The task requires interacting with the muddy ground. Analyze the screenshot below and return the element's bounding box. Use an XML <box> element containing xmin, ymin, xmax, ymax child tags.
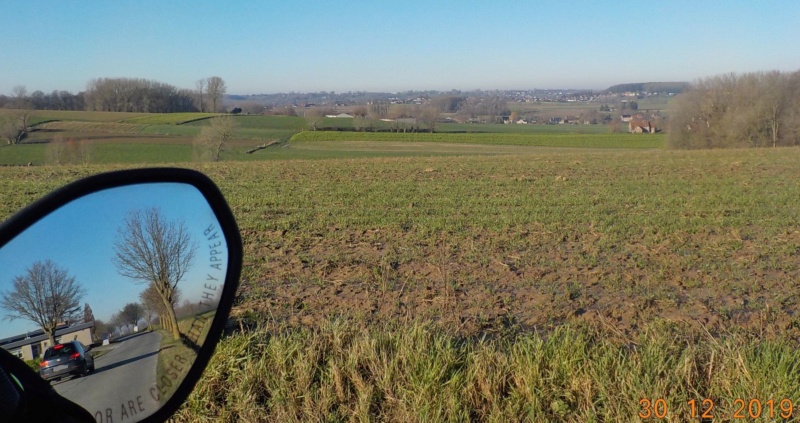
<box><xmin>233</xmin><ymin>224</ymin><xmax>800</xmax><ymax>342</ymax></box>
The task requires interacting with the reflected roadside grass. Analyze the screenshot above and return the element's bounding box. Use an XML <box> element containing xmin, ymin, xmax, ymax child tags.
<box><xmin>152</xmin><ymin>310</ymin><xmax>215</xmax><ymax>404</ymax></box>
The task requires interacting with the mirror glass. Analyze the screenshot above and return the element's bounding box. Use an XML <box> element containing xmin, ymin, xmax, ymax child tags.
<box><xmin>0</xmin><ymin>183</ymin><xmax>229</xmax><ymax>422</ymax></box>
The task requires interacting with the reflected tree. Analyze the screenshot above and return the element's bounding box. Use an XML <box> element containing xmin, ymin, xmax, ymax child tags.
<box><xmin>120</xmin><ymin>302</ymin><xmax>145</xmax><ymax>328</ymax></box>
<box><xmin>0</xmin><ymin>260</ymin><xmax>85</xmax><ymax>347</ymax></box>
<box><xmin>93</xmin><ymin>319</ymin><xmax>109</xmax><ymax>341</ymax></box>
<box><xmin>82</xmin><ymin>303</ymin><xmax>95</xmax><ymax>323</ymax></box>
<box><xmin>113</xmin><ymin>208</ymin><xmax>197</xmax><ymax>340</ymax></box>
<box><xmin>141</xmin><ymin>283</ymin><xmax>181</xmax><ymax>334</ymax></box>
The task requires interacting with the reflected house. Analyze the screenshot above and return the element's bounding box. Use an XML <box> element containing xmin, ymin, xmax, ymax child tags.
<box><xmin>0</xmin><ymin>321</ymin><xmax>94</xmax><ymax>361</ymax></box>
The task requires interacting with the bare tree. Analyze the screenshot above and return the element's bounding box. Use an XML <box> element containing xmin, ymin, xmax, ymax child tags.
<box><xmin>12</xmin><ymin>85</ymin><xmax>28</xmax><ymax>109</ymax></box>
<box><xmin>1</xmin><ymin>110</ymin><xmax>33</xmax><ymax>145</ymax></box>
<box><xmin>0</xmin><ymin>116</ymin><xmax>18</xmax><ymax>145</ymax></box>
<box><xmin>0</xmin><ymin>260</ymin><xmax>85</xmax><ymax>347</ymax></box>
<box><xmin>195</xmin><ymin>78</ymin><xmax>207</xmax><ymax>112</ymax></box>
<box><xmin>113</xmin><ymin>208</ymin><xmax>197</xmax><ymax>340</ymax></box>
<box><xmin>352</xmin><ymin>116</ymin><xmax>372</xmax><ymax>132</ymax></box>
<box><xmin>194</xmin><ymin>115</ymin><xmax>238</xmax><ymax>161</ymax></box>
<box><xmin>304</xmin><ymin>108</ymin><xmax>325</xmax><ymax>131</ymax></box>
<box><xmin>418</xmin><ymin>105</ymin><xmax>440</xmax><ymax>132</ymax></box>
<box><xmin>206</xmin><ymin>76</ymin><xmax>226</xmax><ymax>113</ymax></box>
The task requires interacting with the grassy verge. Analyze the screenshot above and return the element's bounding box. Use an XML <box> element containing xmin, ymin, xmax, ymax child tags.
<box><xmin>153</xmin><ymin>311</ymin><xmax>216</xmax><ymax>405</ymax></box>
<box><xmin>153</xmin><ymin>328</ymin><xmax>191</xmax><ymax>404</ymax></box>
<box><xmin>291</xmin><ymin>131</ymin><xmax>665</xmax><ymax>149</ymax></box>
<box><xmin>174</xmin><ymin>319</ymin><xmax>800</xmax><ymax>422</ymax></box>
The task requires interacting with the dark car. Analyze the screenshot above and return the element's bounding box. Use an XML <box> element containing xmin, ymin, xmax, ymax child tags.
<box><xmin>39</xmin><ymin>341</ymin><xmax>95</xmax><ymax>382</ymax></box>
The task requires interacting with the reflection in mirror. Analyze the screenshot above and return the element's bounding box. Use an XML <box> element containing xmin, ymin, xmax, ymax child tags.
<box><xmin>0</xmin><ymin>183</ymin><xmax>228</xmax><ymax>422</ymax></box>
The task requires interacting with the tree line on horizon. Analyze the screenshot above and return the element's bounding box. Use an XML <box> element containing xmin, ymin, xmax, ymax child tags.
<box><xmin>0</xmin><ymin>76</ymin><xmax>226</xmax><ymax>114</ymax></box>
<box><xmin>668</xmin><ymin>70</ymin><xmax>800</xmax><ymax>149</ymax></box>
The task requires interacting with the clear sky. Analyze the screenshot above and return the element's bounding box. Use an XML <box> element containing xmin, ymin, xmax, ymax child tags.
<box><xmin>0</xmin><ymin>183</ymin><xmax>229</xmax><ymax>339</ymax></box>
<box><xmin>0</xmin><ymin>1</ymin><xmax>798</xmax><ymax>95</ymax></box>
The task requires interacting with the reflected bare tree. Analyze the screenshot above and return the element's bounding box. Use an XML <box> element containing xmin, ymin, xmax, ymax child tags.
<box><xmin>113</xmin><ymin>208</ymin><xmax>197</xmax><ymax>340</ymax></box>
<box><xmin>0</xmin><ymin>260</ymin><xmax>85</xmax><ymax>347</ymax></box>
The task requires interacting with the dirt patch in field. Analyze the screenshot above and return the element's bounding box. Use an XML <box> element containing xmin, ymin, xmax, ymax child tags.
<box><xmin>233</xmin><ymin>225</ymin><xmax>800</xmax><ymax>341</ymax></box>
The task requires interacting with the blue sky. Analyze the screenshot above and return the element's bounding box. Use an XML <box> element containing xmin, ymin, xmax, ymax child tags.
<box><xmin>0</xmin><ymin>183</ymin><xmax>228</xmax><ymax>339</ymax></box>
<box><xmin>0</xmin><ymin>1</ymin><xmax>798</xmax><ymax>95</ymax></box>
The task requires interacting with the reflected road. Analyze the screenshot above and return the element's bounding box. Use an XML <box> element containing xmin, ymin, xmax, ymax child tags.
<box><xmin>53</xmin><ymin>331</ymin><xmax>161</xmax><ymax>421</ymax></box>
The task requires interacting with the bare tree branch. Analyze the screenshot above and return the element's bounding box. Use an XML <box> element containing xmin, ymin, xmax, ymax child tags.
<box><xmin>0</xmin><ymin>260</ymin><xmax>85</xmax><ymax>346</ymax></box>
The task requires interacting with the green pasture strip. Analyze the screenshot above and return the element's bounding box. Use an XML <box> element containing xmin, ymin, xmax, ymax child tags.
<box><xmin>196</xmin><ymin>115</ymin><xmax>308</xmax><ymax>130</ymax></box>
<box><xmin>237</xmin><ymin>128</ymin><xmax>299</xmax><ymax>140</ymax></box>
<box><xmin>184</xmin><ymin>114</ymin><xmax>307</xmax><ymax>130</ymax></box>
<box><xmin>235</xmin><ymin>145</ymin><xmax>484</xmax><ymax>161</ymax></box>
<box><xmin>440</xmin><ymin>122</ymin><xmax>612</xmax><ymax>134</ymax></box>
<box><xmin>139</xmin><ymin>124</ymin><xmax>202</xmax><ymax>136</ymax></box>
<box><xmin>0</xmin><ymin>143</ymin><xmax>191</xmax><ymax>165</ymax></box>
<box><xmin>0</xmin><ymin>145</ymin><xmax>42</xmax><ymax>165</ymax></box>
<box><xmin>35</xmin><ymin>121</ymin><xmax>149</xmax><ymax>134</ymax></box>
<box><xmin>3</xmin><ymin>148</ymin><xmax>797</xmax><ymax>236</ymax></box>
<box><xmin>174</xmin><ymin>320</ymin><xmax>800</xmax><ymax>422</ymax></box>
<box><xmin>90</xmin><ymin>143</ymin><xmax>192</xmax><ymax>163</ymax></box>
<box><xmin>122</xmin><ymin>113</ymin><xmax>219</xmax><ymax>125</ymax></box>
<box><xmin>209</xmin><ymin>148</ymin><xmax>799</xmax><ymax>237</ymax></box>
<box><xmin>292</xmin><ymin>131</ymin><xmax>664</xmax><ymax>148</ymax></box>
<box><xmin>1</xmin><ymin>109</ymin><xmax>152</xmax><ymax>123</ymax></box>
<box><xmin>2</xmin><ymin>137</ymin><xmax>454</xmax><ymax>165</ymax></box>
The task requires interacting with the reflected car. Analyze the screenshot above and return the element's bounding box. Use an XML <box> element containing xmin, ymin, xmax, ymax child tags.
<box><xmin>39</xmin><ymin>341</ymin><xmax>95</xmax><ymax>382</ymax></box>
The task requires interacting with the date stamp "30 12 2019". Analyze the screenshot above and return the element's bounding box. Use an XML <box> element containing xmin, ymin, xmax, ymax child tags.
<box><xmin>639</xmin><ymin>398</ymin><xmax>797</xmax><ymax>420</ymax></box>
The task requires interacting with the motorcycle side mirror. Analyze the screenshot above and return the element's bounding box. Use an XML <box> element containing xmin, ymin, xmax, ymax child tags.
<box><xmin>0</xmin><ymin>168</ymin><xmax>242</xmax><ymax>423</ymax></box>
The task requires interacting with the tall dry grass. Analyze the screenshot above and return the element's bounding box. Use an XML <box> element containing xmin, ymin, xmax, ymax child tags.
<box><xmin>174</xmin><ymin>319</ymin><xmax>800</xmax><ymax>422</ymax></box>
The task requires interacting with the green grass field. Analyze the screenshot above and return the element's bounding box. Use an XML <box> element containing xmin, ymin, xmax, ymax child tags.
<box><xmin>122</xmin><ymin>112</ymin><xmax>219</xmax><ymax>125</ymax></box>
<box><xmin>291</xmin><ymin>130</ymin><xmax>664</xmax><ymax>148</ymax></box>
<box><xmin>441</xmin><ymin>122</ymin><xmax>612</xmax><ymax>134</ymax></box>
<box><xmin>0</xmin><ymin>111</ymin><xmax>665</xmax><ymax>166</ymax></box>
<box><xmin>2</xmin><ymin>110</ymin><xmax>798</xmax><ymax>421</ymax></box>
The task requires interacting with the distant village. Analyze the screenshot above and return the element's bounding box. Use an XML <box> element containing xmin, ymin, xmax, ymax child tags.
<box><xmin>226</xmin><ymin>83</ymin><xmax>686</xmax><ymax>134</ymax></box>
<box><xmin>227</xmin><ymin>87</ymin><xmax>680</xmax><ymax>109</ymax></box>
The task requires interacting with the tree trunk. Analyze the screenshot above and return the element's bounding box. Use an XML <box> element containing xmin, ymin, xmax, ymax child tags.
<box><xmin>47</xmin><ymin>330</ymin><xmax>56</xmax><ymax>348</ymax></box>
<box><xmin>166</xmin><ymin>305</ymin><xmax>180</xmax><ymax>339</ymax></box>
<box><xmin>772</xmin><ymin>105</ymin><xmax>779</xmax><ymax>148</ymax></box>
<box><xmin>161</xmin><ymin>296</ymin><xmax>180</xmax><ymax>339</ymax></box>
